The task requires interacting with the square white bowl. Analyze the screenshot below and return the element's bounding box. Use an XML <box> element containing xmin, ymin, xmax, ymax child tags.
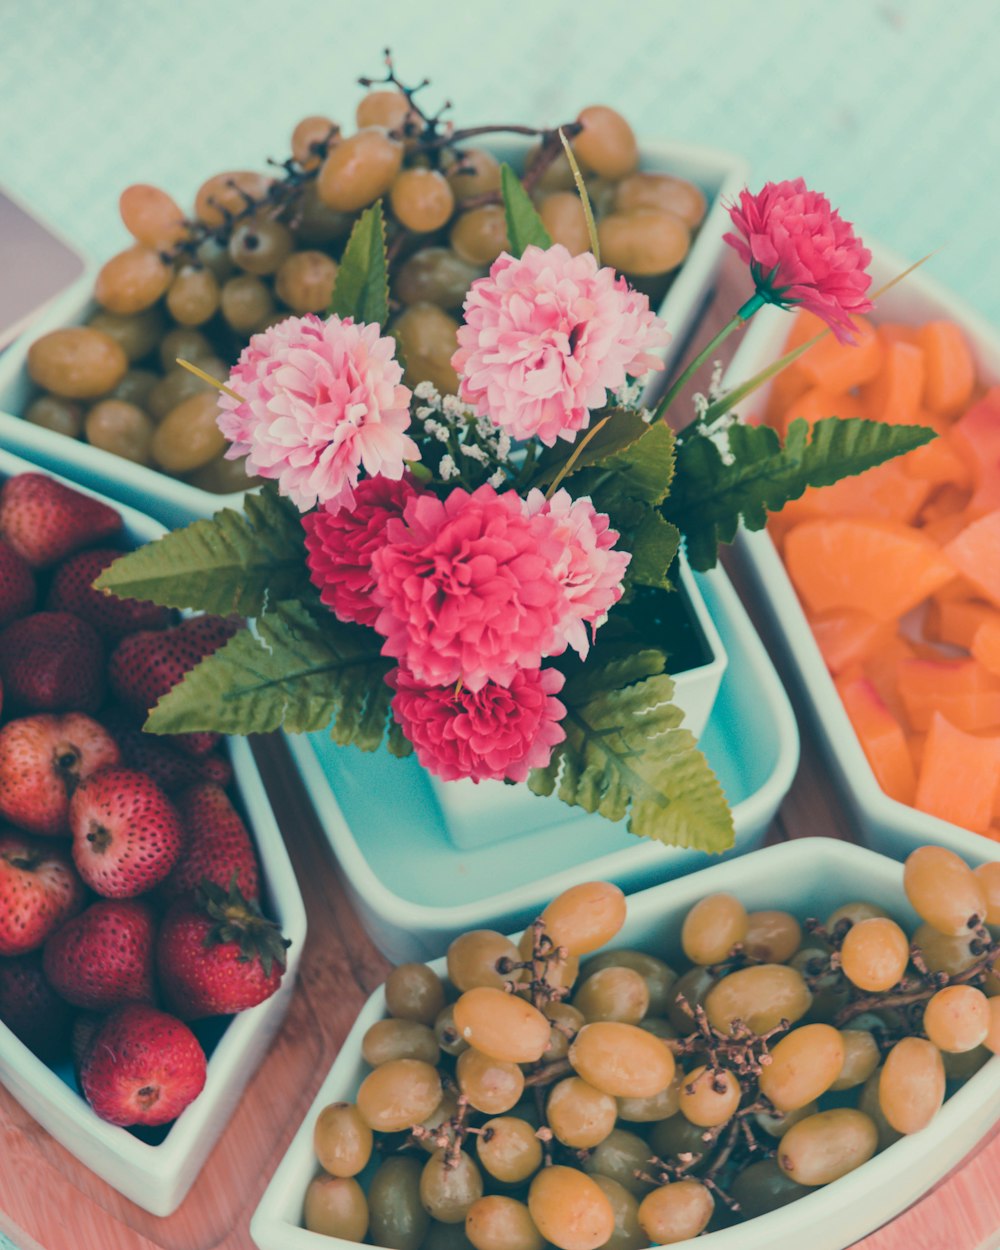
<box><xmin>726</xmin><ymin>241</ymin><xmax>1000</xmax><ymax>866</ymax></box>
<box><xmin>0</xmin><ymin>139</ymin><xmax>747</xmax><ymax>529</ymax></box>
<box><xmin>250</xmin><ymin>835</ymin><xmax>1000</xmax><ymax>1250</ymax></box>
<box><xmin>0</xmin><ymin>448</ymin><xmax>308</xmax><ymax>1216</ymax></box>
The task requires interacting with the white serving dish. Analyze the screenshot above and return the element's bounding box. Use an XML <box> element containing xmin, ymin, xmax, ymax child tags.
<box><xmin>727</xmin><ymin>241</ymin><xmax>1000</xmax><ymax>867</ymax></box>
<box><xmin>0</xmin><ymin>139</ymin><xmax>747</xmax><ymax>529</ymax></box>
<box><xmin>250</xmin><ymin>836</ymin><xmax>1000</xmax><ymax>1250</ymax></box>
<box><xmin>0</xmin><ymin>448</ymin><xmax>308</xmax><ymax>1216</ymax></box>
<box><xmin>431</xmin><ymin>552</ymin><xmax>729</xmax><ymax>850</ymax></box>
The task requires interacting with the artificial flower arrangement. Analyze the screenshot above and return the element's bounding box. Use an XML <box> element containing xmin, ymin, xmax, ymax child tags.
<box><xmin>98</xmin><ymin>152</ymin><xmax>933</xmax><ymax>855</ymax></box>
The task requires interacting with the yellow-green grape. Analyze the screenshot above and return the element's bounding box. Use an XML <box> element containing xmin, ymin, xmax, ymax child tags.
<box><xmin>391</xmin><ymin>169</ymin><xmax>456</xmax><ymax>233</ymax></box>
<box><xmin>228</xmin><ymin>218</ymin><xmax>294</xmax><ymax>276</ymax></box>
<box><xmin>573</xmin><ymin>966</ymin><xmax>649</xmax><ymax>1024</ymax></box>
<box><xmin>25</xmin><ymin>395</ymin><xmax>83</xmax><ymax>438</ymax></box>
<box><xmin>540</xmin><ymin>882</ymin><xmax>628</xmax><ymax>957</ymax></box>
<box><xmin>973</xmin><ymin>862</ymin><xmax>1000</xmax><ymax>925</ymax></box>
<box><xmin>585</xmin><ymin>176</ymin><xmax>618</xmax><ymax>217</ymax></box>
<box><xmin>194</xmin><ymin>235</ymin><xmax>235</xmax><ymax>281</ymax></box>
<box><xmin>318</xmin><ymin>127</ymin><xmax>404</xmax><ymax>213</ymax></box>
<box><xmin>274</xmin><ymin>250</ymin><xmax>339</xmax><ymax>314</ymax></box>
<box><xmin>922</xmin><ymin>985</ymin><xmax>990</xmax><ymax>1053</ymax></box>
<box><xmin>159</xmin><ymin>326</ymin><xmax>213</xmax><ymax>371</ymax></box>
<box><xmin>913</xmin><ymin>922</ymin><xmax>979</xmax><ymax>976</ymax></box>
<box><xmin>744</xmin><ymin>910</ymin><xmax>803</xmax><ymax>963</ymax></box>
<box><xmin>220</xmin><ymin>274</ymin><xmax>275</xmax><ymax>333</ymax></box>
<box><xmin>758</xmin><ymin>1024</ymin><xmax>845</xmax><ymax>1111</ymax></box>
<box><xmin>85</xmin><ymin>399</ymin><xmax>154</xmax><ymax>465</ymax></box>
<box><xmin>303</xmin><ymin>1175</ymin><xmax>369</xmax><ymax>1241</ymax></box>
<box><xmin>583</xmin><ymin>1128</ymin><xmax>654</xmax><ymax>1198</ymax></box>
<box><xmin>456</xmin><ymin>1046</ymin><xmax>524</xmax><ymax>1115</ymax></box>
<box><xmin>859</xmin><ymin>1067</ymin><xmax>903</xmax><ymax>1149</ymax></box>
<box><xmin>678</xmin><ymin>1065</ymin><xmax>740</xmax><ymax>1127</ymax></box>
<box><xmin>840</xmin><ymin>917</ymin><xmax>910</xmax><ymax>992</ymax></box>
<box><xmin>777</xmin><ymin>1109</ymin><xmax>878</xmax><ymax>1186</ymax></box>
<box><xmin>362</xmin><ymin>1017</ymin><xmax>441</xmax><ymax>1066</ymax></box>
<box><xmin>538</xmin><ymin>193</ymin><xmax>591</xmax><ymax>256</ymax></box>
<box><xmin>524</xmin><ymin>145</ymin><xmax>576</xmax><ymax>194</ymax></box>
<box><xmin>296</xmin><ymin>181</ymin><xmax>357</xmax><ymax>244</ymax></box>
<box><xmin>639</xmin><ymin>1017</ymin><xmax>679</xmax><ymax>1041</ymax></box>
<box><xmin>904</xmin><ymin>845</ymin><xmax>987</xmax><ymax>936</ymax></box>
<box><xmin>589</xmin><ymin>1176</ymin><xmax>645</xmax><ymax>1250</ymax></box>
<box><xmin>569</xmin><ymin>1022</ymin><xmax>675</xmax><ymax>1098</ymax></box>
<box><xmin>704</xmin><ymin>965</ymin><xmax>812</xmax><ymax>1036</ymax></box>
<box><xmin>368</xmin><ymin>1155</ymin><xmax>429</xmax><ymax>1250</ymax></box>
<box><xmin>753</xmin><ymin>1100</ymin><xmax>818</xmax><ymax>1139</ymax></box>
<box><xmin>187</xmin><ymin>453</ymin><xmax>258</xmax><ymax>495</ymax></box>
<box><xmin>878</xmin><ymin>1037</ymin><xmax>945</xmax><ymax>1134</ymax></box>
<box><xmin>649</xmin><ymin>1113</ymin><xmax>715</xmax><ymax>1164</ymax></box>
<box><xmin>356</xmin><ymin>1058</ymin><xmax>442</xmax><ymax>1132</ymax></box>
<box><xmin>392</xmin><ymin>302</ymin><xmax>461</xmax><ymax>396</ymax></box>
<box><xmin>528</xmin><ymin>1166</ymin><xmax>615</xmax><ymax>1250</ymax></box>
<box><xmin>395</xmin><ymin>247</ymin><xmax>484</xmax><ymax>311</ymax></box>
<box><xmin>444</xmin><ymin>147</ymin><xmax>502</xmax><ymax>205</ymax></box>
<box><xmin>119</xmin><ymin>183</ymin><xmax>188</xmax><ymax>249</ymax></box>
<box><xmin>943</xmin><ymin>1044</ymin><xmax>992</xmax><ymax>1078</ymax></box>
<box><xmin>447</xmin><ymin>929</ymin><xmax>522</xmax><ymax>992</ymax></box>
<box><xmin>385</xmin><ymin>962</ymin><xmax>447</xmax><ymax>1025</ymax></box>
<box><xmin>681</xmin><ymin>893</ymin><xmax>749</xmax><ymax>965</ymax></box>
<box><xmin>194</xmin><ymin>170</ymin><xmax>272</xmax><ymax>228</ymax></box>
<box><xmin>28</xmin><ymin>327</ymin><xmax>128</xmax><ymax>399</ymax></box>
<box><xmin>88</xmin><ymin>308</ymin><xmax>165</xmax><ymax>362</ymax></box>
<box><xmin>166</xmin><ymin>266</ymin><xmax>220</xmax><ymax>326</ymax></box>
<box><xmin>616</xmin><ymin>1067</ymin><xmax>683</xmax><ymax>1123</ymax></box>
<box><xmin>420</xmin><ymin>1149</ymin><xmax>483</xmax><ymax>1224</ymax></box>
<box><xmin>147</xmin><ymin>360</ymin><xmax>226</xmax><ymax>421</ymax></box>
<box><xmin>414</xmin><ymin>1089</ymin><xmax>460</xmax><ymax>1154</ymax></box>
<box><xmin>422</xmin><ymin>1221</ymin><xmax>477</xmax><ymax>1250</ymax></box>
<box><xmin>476</xmin><ymin>1116</ymin><xmax>543</xmax><ymax>1183</ymax></box>
<box><xmin>292</xmin><ymin>114</ymin><xmax>338</xmax><ymax>171</ymax></box>
<box><xmin>637</xmin><ymin>1180</ymin><xmax>714</xmax><ymax>1246</ymax></box>
<box><xmin>544</xmin><ymin>1001</ymin><xmax>585</xmax><ymax>1061</ymax></box>
<box><xmin>434</xmin><ymin>1004</ymin><xmax>470</xmax><ymax>1058</ymax></box>
<box><xmin>597</xmin><ymin>210</ymin><xmax>690</xmax><ymax>277</ymax></box>
<box><xmin>573</xmin><ymin>106</ymin><xmax>639</xmax><ymax>180</ymax></box>
<box><xmin>465</xmin><ymin>1196</ymin><xmax>543</xmax><ymax>1250</ymax></box>
<box><xmin>666</xmin><ymin>966</ymin><xmax>716</xmax><ymax>1032</ymax></box>
<box><xmin>313</xmin><ymin>1101</ymin><xmax>373</xmax><ymax>1178</ymax></box>
<box><xmin>151</xmin><ymin>391</ymin><xmax>226</xmax><ymax>473</ymax></box>
<box><xmin>825</xmin><ymin>901</ymin><xmax>889</xmax><ymax>930</ymax></box>
<box><xmin>581</xmin><ymin>950</ymin><xmax>678</xmax><ymax>1016</ymax></box>
<box><xmin>453</xmin><ymin>986</ymin><xmax>550</xmax><ymax>1063</ymax></box>
<box><xmin>450</xmin><ymin>206</ymin><xmax>510</xmax><ymax>267</ymax></box>
<box><xmin>729</xmin><ymin>1160</ymin><xmax>811</xmax><ymax>1219</ymax></box>
<box><xmin>830</xmin><ymin>1029</ymin><xmax>881</xmax><ymax>1090</ymax></box>
<box><xmin>546</xmin><ymin>1077</ymin><xmax>617</xmax><ymax>1149</ymax></box>
<box><xmin>108</xmin><ymin>368</ymin><xmax>159</xmax><ymax>407</ymax></box>
<box><xmin>613</xmin><ymin>173</ymin><xmax>707</xmax><ymax>230</ymax></box>
<box><xmin>356</xmin><ymin>89</ymin><xmax>418</xmax><ymax>135</ymax></box>
<box><xmin>94</xmin><ymin>245</ymin><xmax>173</xmax><ymax>315</ymax></box>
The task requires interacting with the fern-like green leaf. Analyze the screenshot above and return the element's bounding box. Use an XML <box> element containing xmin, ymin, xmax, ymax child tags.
<box><xmin>665</xmin><ymin>416</ymin><xmax>937</xmax><ymax>571</ymax></box>
<box><xmin>569</xmin><ymin>418</ymin><xmax>676</xmax><ymax>512</ymax></box>
<box><xmin>329</xmin><ymin>202</ymin><xmax>389</xmax><ymax>326</ymax></box>
<box><xmin>500</xmin><ymin>164</ymin><xmax>552</xmax><ymax>257</ymax></box>
<box><xmin>620</xmin><ymin>508</ymin><xmax>680</xmax><ymax>590</ymax></box>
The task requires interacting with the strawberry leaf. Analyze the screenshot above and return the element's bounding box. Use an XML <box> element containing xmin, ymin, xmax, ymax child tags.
<box><xmin>500</xmin><ymin>163</ymin><xmax>552</xmax><ymax>257</ymax></box>
<box><xmin>329</xmin><ymin>201</ymin><xmax>390</xmax><ymax>327</ymax></box>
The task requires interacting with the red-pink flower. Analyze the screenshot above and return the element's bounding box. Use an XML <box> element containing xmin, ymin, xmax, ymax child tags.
<box><xmin>525</xmin><ymin>489</ymin><xmax>631</xmax><ymax>659</ymax></box>
<box><xmin>303</xmin><ymin>475</ymin><xmax>421</xmax><ymax>627</ymax></box>
<box><xmin>217</xmin><ymin>313</ymin><xmax>418</xmax><ymax>512</ymax></box>
<box><xmin>451</xmin><ymin>244</ymin><xmax>669</xmax><ymax>446</ymax></box>
<box><xmin>388</xmin><ymin>664</ymin><xmax>566</xmax><ymax>783</ymax></box>
<box><xmin>724</xmin><ymin>179</ymin><xmax>872</xmax><ymax>342</ymax></box>
<box><xmin>370</xmin><ymin>484</ymin><xmax>568</xmax><ymax>692</ymax></box>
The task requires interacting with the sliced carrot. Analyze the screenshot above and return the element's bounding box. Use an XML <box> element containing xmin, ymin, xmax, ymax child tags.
<box><xmin>914</xmin><ymin>712</ymin><xmax>1000</xmax><ymax>833</ymax></box>
<box><xmin>951</xmin><ymin>389</ymin><xmax>1000</xmax><ymax>518</ymax></box>
<box><xmin>810</xmin><ymin>610</ymin><xmax>895</xmax><ymax>676</ymax></box>
<box><xmin>859</xmin><ymin>339</ymin><xmax>925</xmax><ymax>425</ymax></box>
<box><xmin>917</xmin><ymin>321</ymin><xmax>976</xmax><ymax>418</ymax></box>
<box><xmin>779</xmin><ymin>386</ymin><xmax>863</xmax><ymax>439</ymax></box>
<box><xmin>972</xmin><ymin>617</ymin><xmax>1000</xmax><ymax>676</ymax></box>
<box><xmin>836</xmin><ymin>675</ymin><xmax>917</xmax><ymax>804</ymax></box>
<box><xmin>926</xmin><ymin>598</ymin><xmax>1000</xmax><ymax>650</ymax></box>
<box><xmin>797</xmin><ymin>316</ymin><xmax>882</xmax><ymax>392</ymax></box>
<box><xmin>897</xmin><ymin>657</ymin><xmax>1000</xmax><ymax>732</ymax></box>
<box><xmin>943</xmin><ymin>511</ymin><xmax>1000</xmax><ymax>610</ymax></box>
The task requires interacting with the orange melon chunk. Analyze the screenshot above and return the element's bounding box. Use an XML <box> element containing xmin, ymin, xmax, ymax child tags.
<box><xmin>784</xmin><ymin>519</ymin><xmax>954</xmax><ymax>622</ymax></box>
<box><xmin>903</xmin><ymin>419</ymin><xmax>971</xmax><ymax>490</ymax></box>
<box><xmin>863</xmin><ymin>635</ymin><xmax>916</xmax><ymax>724</ymax></box>
<box><xmin>859</xmin><ymin>339</ymin><xmax>925</xmax><ymax>425</ymax></box>
<box><xmin>914</xmin><ymin>712</ymin><xmax>1000</xmax><ymax>833</ymax></box>
<box><xmin>951</xmin><ymin>390</ymin><xmax>1000</xmax><ymax>518</ymax></box>
<box><xmin>943</xmin><ymin>511</ymin><xmax>1000</xmax><ymax>609</ymax></box>
<box><xmin>897</xmin><ymin>657</ymin><xmax>1000</xmax><ymax>732</ymax></box>
<box><xmin>780</xmin><ymin>463</ymin><xmax>931</xmax><ymax>525</ymax></box>
<box><xmin>810</xmin><ymin>610</ymin><xmax>894</xmax><ymax>676</ymax></box>
<box><xmin>797</xmin><ymin>316</ymin><xmax>882</xmax><ymax>392</ymax></box>
<box><xmin>780</xmin><ymin>386</ymin><xmax>863</xmax><ymax>439</ymax></box>
<box><xmin>917</xmin><ymin>321</ymin><xmax>976</xmax><ymax>418</ymax></box>
<box><xmin>837</xmin><ymin>675</ymin><xmax>916</xmax><ymax>804</ymax></box>
<box><xmin>926</xmin><ymin>598</ymin><xmax>1000</xmax><ymax>650</ymax></box>
<box><xmin>972</xmin><ymin>617</ymin><xmax>1000</xmax><ymax>677</ymax></box>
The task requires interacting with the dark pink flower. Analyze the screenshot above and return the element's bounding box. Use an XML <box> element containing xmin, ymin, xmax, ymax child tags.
<box><xmin>388</xmin><ymin>664</ymin><xmax>566</xmax><ymax>783</ymax></box>
<box><xmin>724</xmin><ymin>179</ymin><xmax>872</xmax><ymax>342</ymax></box>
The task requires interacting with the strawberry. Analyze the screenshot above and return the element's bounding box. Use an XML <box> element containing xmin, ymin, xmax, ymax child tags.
<box><xmin>157</xmin><ymin>881</ymin><xmax>289</xmax><ymax>1020</ymax></box>
<box><xmin>108</xmin><ymin>615</ymin><xmax>239</xmax><ymax>757</ymax></box>
<box><xmin>46</xmin><ymin>547</ymin><xmax>172</xmax><ymax>641</ymax></box>
<box><xmin>43</xmin><ymin>898</ymin><xmax>156</xmax><ymax>1011</ymax></box>
<box><xmin>70</xmin><ymin>767</ymin><xmax>184</xmax><ymax>898</ymax></box>
<box><xmin>101</xmin><ymin>707</ymin><xmax>233</xmax><ymax>792</ymax></box>
<box><xmin>0</xmin><ymin>951</ymin><xmax>74</xmax><ymax>1062</ymax></box>
<box><xmin>0</xmin><ymin>612</ymin><xmax>105</xmax><ymax>714</ymax></box>
<box><xmin>0</xmin><ymin>830</ymin><xmax>87</xmax><ymax>955</ymax></box>
<box><xmin>0</xmin><ymin>713</ymin><xmax>121</xmax><ymax>836</ymax></box>
<box><xmin>79</xmin><ymin>1004</ymin><xmax>207</xmax><ymax>1127</ymax></box>
<box><xmin>70</xmin><ymin>1011</ymin><xmax>104</xmax><ymax>1083</ymax></box>
<box><xmin>0</xmin><ymin>472</ymin><xmax>122</xmax><ymax>569</ymax></box>
<box><xmin>0</xmin><ymin>539</ymin><xmax>36</xmax><ymax>628</ymax></box>
<box><xmin>159</xmin><ymin>783</ymin><xmax>259</xmax><ymax>905</ymax></box>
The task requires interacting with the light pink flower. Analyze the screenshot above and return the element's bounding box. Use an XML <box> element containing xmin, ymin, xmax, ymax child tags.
<box><xmin>303</xmin><ymin>475</ymin><xmax>422</xmax><ymax>627</ymax></box>
<box><xmin>388</xmin><ymin>664</ymin><xmax>566</xmax><ymax>783</ymax></box>
<box><xmin>370</xmin><ymin>484</ymin><xmax>568</xmax><ymax>692</ymax></box>
<box><xmin>524</xmin><ymin>488</ymin><xmax>631</xmax><ymax>658</ymax></box>
<box><xmin>217</xmin><ymin>313</ymin><xmax>418</xmax><ymax>512</ymax></box>
<box><xmin>724</xmin><ymin>179</ymin><xmax>872</xmax><ymax>343</ymax></box>
<box><xmin>451</xmin><ymin>244</ymin><xmax>669</xmax><ymax>447</ymax></box>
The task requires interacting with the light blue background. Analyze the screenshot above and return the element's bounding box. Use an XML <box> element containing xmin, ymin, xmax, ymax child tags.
<box><xmin>1</xmin><ymin>1</ymin><xmax>998</xmax><ymax>1243</ymax></box>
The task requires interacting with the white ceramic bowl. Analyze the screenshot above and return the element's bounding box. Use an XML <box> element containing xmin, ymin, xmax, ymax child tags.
<box><xmin>0</xmin><ymin>139</ymin><xmax>747</xmax><ymax>529</ymax></box>
<box><xmin>727</xmin><ymin>241</ymin><xmax>1000</xmax><ymax>867</ymax></box>
<box><xmin>250</xmin><ymin>836</ymin><xmax>1000</xmax><ymax>1250</ymax></box>
<box><xmin>0</xmin><ymin>449</ymin><xmax>308</xmax><ymax>1216</ymax></box>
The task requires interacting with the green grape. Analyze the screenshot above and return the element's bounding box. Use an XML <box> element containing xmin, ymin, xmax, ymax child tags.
<box><xmin>582</xmin><ymin>1128</ymin><xmax>655</xmax><ymax>1197</ymax></box>
<box><xmin>589</xmin><ymin>1175</ymin><xmax>645</xmax><ymax>1250</ymax></box>
<box><xmin>356</xmin><ymin>1058</ymin><xmax>442</xmax><ymax>1132</ymax></box>
<box><xmin>434</xmin><ymin>1004</ymin><xmax>470</xmax><ymax>1057</ymax></box>
<box><xmin>476</xmin><ymin>1116</ymin><xmax>542</xmax><ymax>1183</ymax></box>
<box><xmin>616</xmin><ymin>1068</ymin><xmax>683</xmax><ymax>1123</ymax></box>
<box><xmin>573</xmin><ymin>966</ymin><xmax>649</xmax><ymax>1024</ymax></box>
<box><xmin>758</xmin><ymin>1024</ymin><xmax>845</xmax><ymax>1111</ymax></box>
<box><xmin>743</xmin><ymin>910</ymin><xmax>803</xmax><ymax>963</ymax></box>
<box><xmin>447</xmin><ymin>929</ymin><xmax>522</xmax><ymax>992</ymax></box>
<box><xmin>678</xmin><ymin>1065</ymin><xmax>740</xmax><ymax>1128</ymax></box>
<box><xmin>538</xmin><ymin>883</ymin><xmax>628</xmax><ymax>958</ymax></box>
<box><xmin>903</xmin><ymin>846</ymin><xmax>986</xmax><ymax>936</ymax></box>
<box><xmin>704</xmin><ymin>964</ymin><xmax>812</xmax><ymax>1036</ymax></box>
<box><xmin>573</xmin><ymin>106</ymin><xmax>638</xmax><ymax>180</ymax></box>
<box><xmin>318</xmin><ymin>127</ymin><xmax>404</xmax><ymax>213</ymax></box>
<box><xmin>456</xmin><ymin>1046</ymin><xmax>524</xmax><ymax>1115</ymax></box>
<box><xmin>878</xmin><ymin>1037</ymin><xmax>945</xmax><ymax>1134</ymax></box>
<box><xmin>681</xmin><ymin>893</ymin><xmax>749</xmax><ymax>965</ymax></box>
<box><xmin>728</xmin><ymin>1159</ymin><xmax>810</xmax><ymax>1219</ymax></box>
<box><xmin>88</xmin><ymin>307</ymin><xmax>165</xmax><ymax>362</ymax></box>
<box><xmin>465</xmin><ymin>1196</ymin><xmax>543</xmax><ymax>1250</ymax></box>
<box><xmin>527</xmin><ymin>1166</ymin><xmax>614</xmax><ymax>1250</ymax></box>
<box><xmin>94</xmin><ymin>245</ymin><xmax>172</xmax><ymax>314</ymax></box>
<box><xmin>830</xmin><ymin>1028</ymin><xmax>880</xmax><ymax>1090</ymax></box>
<box><xmin>922</xmin><ymin>985</ymin><xmax>990</xmax><ymax>1053</ymax></box>
<box><xmin>369</xmin><ymin>1155</ymin><xmax>429</xmax><ymax>1250</ymax></box>
<box><xmin>580</xmin><ymin>950</ymin><xmax>678</xmax><ymax>1016</ymax></box>
<box><xmin>858</xmin><ymin>1067</ymin><xmax>904</xmax><ymax>1150</ymax></box>
<box><xmin>777</xmin><ymin>1109</ymin><xmax>878</xmax><ymax>1186</ymax></box>
<box><xmin>386</xmin><ymin>963</ymin><xmax>447</xmax><ymax>1025</ymax></box>
<box><xmin>166</xmin><ymin>266</ymin><xmax>220</xmax><ymax>326</ymax></box>
<box><xmin>420</xmin><ymin>1149</ymin><xmax>483</xmax><ymax>1224</ymax></box>
<box><xmin>569</xmin><ymin>1022</ymin><xmax>675</xmax><ymax>1098</ymax></box>
<box><xmin>85</xmin><ymin>399</ymin><xmax>154</xmax><ymax>465</ymax></box>
<box><xmin>666</xmin><ymin>966</ymin><xmax>716</xmax><ymax>1032</ymax></box>
<box><xmin>303</xmin><ymin>1175</ymin><xmax>369</xmax><ymax>1241</ymax></box>
<box><xmin>362</xmin><ymin>1017</ymin><xmax>441</xmax><ymax>1066</ymax></box>
<box><xmin>452</xmin><ymin>987</ymin><xmax>549</xmax><ymax>1063</ymax></box>
<box><xmin>840</xmin><ymin>918</ymin><xmax>910</xmax><ymax>992</ymax></box>
<box><xmin>119</xmin><ymin>183</ymin><xmax>187</xmax><ymax>249</ymax></box>
<box><xmin>546</xmin><ymin>1076</ymin><xmax>617</xmax><ymax>1149</ymax></box>
<box><xmin>313</xmin><ymin>1102</ymin><xmax>372</xmax><ymax>1178</ymax></box>
<box><xmin>637</xmin><ymin>1180</ymin><xmax>714</xmax><ymax>1245</ymax></box>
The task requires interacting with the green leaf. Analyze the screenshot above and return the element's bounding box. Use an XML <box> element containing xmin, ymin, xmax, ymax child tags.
<box><xmin>571</xmin><ymin>419</ymin><xmax>677</xmax><ymax>508</ymax></box>
<box><xmin>529</xmin><ymin>650</ymin><xmax>733</xmax><ymax>851</ymax></box>
<box><xmin>93</xmin><ymin>483</ymin><xmax>309</xmax><ymax>615</ymax></box>
<box><xmin>665</xmin><ymin>416</ymin><xmax>938</xmax><ymax>572</ymax></box>
<box><xmin>329</xmin><ymin>201</ymin><xmax>389</xmax><ymax>326</ymax></box>
<box><xmin>500</xmin><ymin>164</ymin><xmax>552</xmax><ymax>258</ymax></box>
<box><xmin>146</xmin><ymin>600</ymin><xmax>395</xmax><ymax>749</ymax></box>
<box><xmin>532</xmin><ymin>408</ymin><xmax>651</xmax><ymax>488</ymax></box>
<box><xmin>620</xmin><ymin>508</ymin><xmax>681</xmax><ymax>590</ymax></box>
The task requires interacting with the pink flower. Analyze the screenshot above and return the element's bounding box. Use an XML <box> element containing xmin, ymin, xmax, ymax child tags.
<box><xmin>303</xmin><ymin>475</ymin><xmax>422</xmax><ymax>627</ymax></box>
<box><xmin>724</xmin><ymin>179</ymin><xmax>872</xmax><ymax>342</ymax></box>
<box><xmin>217</xmin><ymin>313</ymin><xmax>418</xmax><ymax>512</ymax></box>
<box><xmin>451</xmin><ymin>244</ymin><xmax>669</xmax><ymax>447</ymax></box>
<box><xmin>370</xmin><ymin>484</ymin><xmax>568</xmax><ymax>692</ymax></box>
<box><xmin>388</xmin><ymin>664</ymin><xmax>566</xmax><ymax>783</ymax></box>
<box><xmin>525</xmin><ymin>489</ymin><xmax>631</xmax><ymax>658</ymax></box>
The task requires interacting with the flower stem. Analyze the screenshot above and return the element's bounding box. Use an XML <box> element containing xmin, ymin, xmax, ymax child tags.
<box><xmin>544</xmin><ymin>414</ymin><xmax>612</xmax><ymax>500</ymax></box>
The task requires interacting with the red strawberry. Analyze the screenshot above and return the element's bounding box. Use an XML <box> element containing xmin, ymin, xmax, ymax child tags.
<box><xmin>46</xmin><ymin>547</ymin><xmax>173</xmax><ymax>641</ymax></box>
<box><xmin>108</xmin><ymin>615</ymin><xmax>239</xmax><ymax>757</ymax></box>
<box><xmin>43</xmin><ymin>898</ymin><xmax>156</xmax><ymax>1011</ymax></box>
<box><xmin>101</xmin><ymin>707</ymin><xmax>233</xmax><ymax>792</ymax></box>
<box><xmin>0</xmin><ymin>539</ymin><xmax>36</xmax><ymax>628</ymax></box>
<box><xmin>0</xmin><ymin>612</ymin><xmax>105</xmax><ymax>713</ymax></box>
<box><xmin>0</xmin><ymin>830</ymin><xmax>87</xmax><ymax>955</ymax></box>
<box><xmin>70</xmin><ymin>767</ymin><xmax>184</xmax><ymax>898</ymax></box>
<box><xmin>157</xmin><ymin>881</ymin><xmax>289</xmax><ymax>1020</ymax></box>
<box><xmin>0</xmin><ymin>951</ymin><xmax>74</xmax><ymax>1061</ymax></box>
<box><xmin>0</xmin><ymin>713</ymin><xmax>121</xmax><ymax>836</ymax></box>
<box><xmin>160</xmin><ymin>783</ymin><xmax>259</xmax><ymax>905</ymax></box>
<box><xmin>79</xmin><ymin>1004</ymin><xmax>206</xmax><ymax>1127</ymax></box>
<box><xmin>0</xmin><ymin>472</ymin><xmax>122</xmax><ymax>569</ymax></box>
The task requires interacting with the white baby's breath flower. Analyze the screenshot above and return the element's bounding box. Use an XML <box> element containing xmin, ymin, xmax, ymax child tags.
<box><xmin>459</xmin><ymin>442</ymin><xmax>489</xmax><ymax>463</ymax></box>
<box><xmin>424</xmin><ymin>419</ymin><xmax>452</xmax><ymax>444</ymax></box>
<box><xmin>488</xmin><ymin>468</ymin><xmax>507</xmax><ymax>488</ymax></box>
<box><xmin>496</xmin><ymin>432</ymin><xmax>512</xmax><ymax>460</ymax></box>
<box><xmin>439</xmin><ymin>454</ymin><xmax>460</xmax><ymax>480</ymax></box>
<box><xmin>413</xmin><ymin>381</ymin><xmax>441</xmax><ymax>403</ymax></box>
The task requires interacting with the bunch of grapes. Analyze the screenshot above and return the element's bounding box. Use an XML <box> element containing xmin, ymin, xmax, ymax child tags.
<box><xmin>21</xmin><ymin>53</ymin><xmax>707</xmax><ymax>493</ymax></box>
<box><xmin>302</xmin><ymin>847</ymin><xmax>1000</xmax><ymax>1249</ymax></box>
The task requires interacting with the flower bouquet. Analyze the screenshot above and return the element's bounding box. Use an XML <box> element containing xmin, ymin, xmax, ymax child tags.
<box><xmin>97</xmin><ymin>148</ymin><xmax>933</xmax><ymax>855</ymax></box>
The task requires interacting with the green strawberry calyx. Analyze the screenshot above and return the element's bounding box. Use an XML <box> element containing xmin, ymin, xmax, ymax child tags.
<box><xmin>195</xmin><ymin>876</ymin><xmax>290</xmax><ymax>978</ymax></box>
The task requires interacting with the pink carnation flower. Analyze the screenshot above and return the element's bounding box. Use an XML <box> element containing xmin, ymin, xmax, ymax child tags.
<box><xmin>217</xmin><ymin>313</ymin><xmax>418</xmax><ymax>512</ymax></box>
<box><xmin>370</xmin><ymin>484</ymin><xmax>568</xmax><ymax>692</ymax></box>
<box><xmin>388</xmin><ymin>664</ymin><xmax>566</xmax><ymax>783</ymax></box>
<box><xmin>451</xmin><ymin>244</ymin><xmax>669</xmax><ymax>447</ymax></box>
<box><xmin>724</xmin><ymin>179</ymin><xmax>872</xmax><ymax>343</ymax></box>
<box><xmin>303</xmin><ymin>475</ymin><xmax>421</xmax><ymax>627</ymax></box>
<box><xmin>525</xmin><ymin>488</ymin><xmax>630</xmax><ymax>659</ymax></box>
